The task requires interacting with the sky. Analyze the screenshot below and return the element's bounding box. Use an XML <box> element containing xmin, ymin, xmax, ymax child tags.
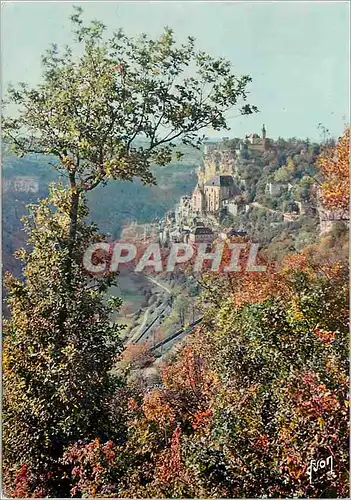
<box><xmin>1</xmin><ymin>1</ymin><xmax>350</xmax><ymax>141</ymax></box>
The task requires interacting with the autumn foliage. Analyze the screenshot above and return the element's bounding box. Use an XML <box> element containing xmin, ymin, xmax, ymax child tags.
<box><xmin>317</xmin><ymin>126</ymin><xmax>350</xmax><ymax>212</ymax></box>
<box><xmin>118</xmin><ymin>342</ymin><xmax>155</xmax><ymax>370</ymax></box>
<box><xmin>48</xmin><ymin>231</ymin><xmax>348</xmax><ymax>497</ymax></box>
<box><xmin>3</xmin><ymin>191</ymin><xmax>349</xmax><ymax>499</ymax></box>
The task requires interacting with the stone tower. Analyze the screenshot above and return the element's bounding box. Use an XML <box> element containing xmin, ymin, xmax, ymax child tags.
<box><xmin>262</xmin><ymin>124</ymin><xmax>266</xmax><ymax>141</ymax></box>
<box><xmin>262</xmin><ymin>124</ymin><xmax>267</xmax><ymax>150</ymax></box>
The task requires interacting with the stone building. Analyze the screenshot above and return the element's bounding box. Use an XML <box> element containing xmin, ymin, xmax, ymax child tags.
<box><xmin>175</xmin><ymin>195</ymin><xmax>192</xmax><ymax>223</ymax></box>
<box><xmin>236</xmin><ymin>124</ymin><xmax>269</xmax><ymax>155</ymax></box>
<box><xmin>190</xmin><ymin>128</ymin><xmax>270</xmax><ymax>217</ymax></box>
<box><xmin>203</xmin><ymin>175</ymin><xmax>237</xmax><ymax>213</ymax></box>
<box><xmin>245</xmin><ymin>124</ymin><xmax>267</xmax><ymax>152</ymax></box>
<box><xmin>191</xmin><ymin>184</ymin><xmax>206</xmax><ymax>214</ymax></box>
<box><xmin>221</xmin><ymin>198</ymin><xmax>241</xmax><ymax>217</ymax></box>
<box><xmin>189</xmin><ymin>226</ymin><xmax>214</xmax><ymax>244</ymax></box>
<box><xmin>191</xmin><ymin>174</ymin><xmax>240</xmax><ymax>215</ymax></box>
<box><xmin>203</xmin><ymin>141</ymin><xmax>219</xmax><ymax>156</ymax></box>
<box><xmin>265</xmin><ymin>181</ymin><xmax>293</xmax><ymax>197</ymax></box>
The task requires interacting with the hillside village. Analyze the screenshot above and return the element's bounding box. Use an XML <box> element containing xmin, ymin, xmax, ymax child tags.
<box><xmin>157</xmin><ymin>125</ymin><xmax>348</xmax><ymax>253</ymax></box>
<box><xmin>113</xmin><ymin>125</ymin><xmax>349</xmax><ymax>380</ymax></box>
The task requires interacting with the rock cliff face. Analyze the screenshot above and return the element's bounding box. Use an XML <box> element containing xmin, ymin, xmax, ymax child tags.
<box><xmin>191</xmin><ymin>139</ymin><xmax>243</xmax><ymax>216</ymax></box>
<box><xmin>199</xmin><ymin>149</ymin><xmax>236</xmax><ymax>185</ymax></box>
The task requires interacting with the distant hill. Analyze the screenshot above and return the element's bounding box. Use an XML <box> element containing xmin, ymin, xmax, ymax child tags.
<box><xmin>2</xmin><ymin>151</ymin><xmax>199</xmax><ymax>276</ymax></box>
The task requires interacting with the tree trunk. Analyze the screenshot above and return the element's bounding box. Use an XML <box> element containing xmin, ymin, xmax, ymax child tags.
<box><xmin>68</xmin><ymin>192</ymin><xmax>79</xmax><ymax>256</ymax></box>
<box><xmin>67</xmin><ymin>172</ymin><xmax>80</xmax><ymax>286</ymax></box>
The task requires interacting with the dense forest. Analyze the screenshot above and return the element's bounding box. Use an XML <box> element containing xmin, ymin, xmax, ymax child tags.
<box><xmin>2</xmin><ymin>6</ymin><xmax>349</xmax><ymax>499</ymax></box>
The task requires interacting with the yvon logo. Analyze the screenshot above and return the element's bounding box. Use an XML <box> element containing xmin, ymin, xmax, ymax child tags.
<box><xmin>307</xmin><ymin>455</ymin><xmax>334</xmax><ymax>484</ymax></box>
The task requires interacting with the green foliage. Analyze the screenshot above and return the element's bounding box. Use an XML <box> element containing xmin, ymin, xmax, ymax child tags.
<box><xmin>56</xmin><ymin>252</ymin><xmax>349</xmax><ymax>498</ymax></box>
<box><xmin>237</xmin><ymin>137</ymin><xmax>319</xmax><ymax>207</ymax></box>
<box><xmin>230</xmin><ymin>136</ymin><xmax>321</xmax><ymax>257</ymax></box>
<box><xmin>4</xmin><ymin>6</ymin><xmax>348</xmax><ymax>499</ymax></box>
<box><xmin>4</xmin><ymin>190</ymin><xmax>348</xmax><ymax>498</ymax></box>
<box><xmin>3</xmin><ymin>186</ymin><xmax>124</xmax><ymax>496</ymax></box>
<box><xmin>87</xmin><ymin>160</ymin><xmax>198</xmax><ymax>238</ymax></box>
<box><xmin>293</xmin><ymin>175</ymin><xmax>315</xmax><ymax>202</ymax></box>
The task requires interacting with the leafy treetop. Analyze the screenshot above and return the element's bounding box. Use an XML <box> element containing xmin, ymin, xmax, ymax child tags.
<box><xmin>2</xmin><ymin>6</ymin><xmax>258</xmax><ymax>193</ymax></box>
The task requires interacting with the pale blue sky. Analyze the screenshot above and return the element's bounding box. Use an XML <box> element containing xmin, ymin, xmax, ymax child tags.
<box><xmin>1</xmin><ymin>1</ymin><xmax>350</xmax><ymax>140</ymax></box>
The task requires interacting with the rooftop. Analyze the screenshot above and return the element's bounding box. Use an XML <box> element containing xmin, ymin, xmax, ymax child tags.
<box><xmin>205</xmin><ymin>175</ymin><xmax>234</xmax><ymax>187</ymax></box>
<box><xmin>192</xmin><ymin>226</ymin><xmax>213</xmax><ymax>235</ymax></box>
<box><xmin>228</xmin><ymin>228</ymin><xmax>247</xmax><ymax>237</ymax></box>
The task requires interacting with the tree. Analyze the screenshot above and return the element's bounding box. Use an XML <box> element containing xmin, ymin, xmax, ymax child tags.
<box><xmin>294</xmin><ymin>175</ymin><xmax>314</xmax><ymax>202</ymax></box>
<box><xmin>2</xmin><ymin>187</ymin><xmax>124</xmax><ymax>496</ymax></box>
<box><xmin>173</xmin><ymin>293</ymin><xmax>190</xmax><ymax>326</ymax></box>
<box><xmin>2</xmin><ymin>6</ymin><xmax>257</xmax><ymax>277</ymax></box>
<box><xmin>141</xmin><ymin>245</ymin><xmax>349</xmax><ymax>498</ymax></box>
<box><xmin>35</xmin><ymin>238</ymin><xmax>349</xmax><ymax>498</ymax></box>
<box><xmin>274</xmin><ymin>157</ymin><xmax>294</xmax><ymax>183</ymax></box>
<box><xmin>2</xmin><ymin>7</ymin><xmax>258</xmax><ymax>495</ymax></box>
<box><xmin>316</xmin><ymin>127</ymin><xmax>350</xmax><ymax>213</ymax></box>
<box><xmin>118</xmin><ymin>342</ymin><xmax>155</xmax><ymax>371</ymax></box>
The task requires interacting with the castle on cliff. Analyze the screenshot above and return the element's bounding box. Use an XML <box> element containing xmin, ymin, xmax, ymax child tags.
<box><xmin>189</xmin><ymin>125</ymin><xmax>268</xmax><ymax>217</ymax></box>
<box><xmin>243</xmin><ymin>123</ymin><xmax>267</xmax><ymax>153</ymax></box>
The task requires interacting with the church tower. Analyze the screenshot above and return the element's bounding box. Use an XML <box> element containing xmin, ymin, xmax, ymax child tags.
<box><xmin>261</xmin><ymin>124</ymin><xmax>266</xmax><ymax>141</ymax></box>
<box><xmin>262</xmin><ymin>124</ymin><xmax>267</xmax><ymax>150</ymax></box>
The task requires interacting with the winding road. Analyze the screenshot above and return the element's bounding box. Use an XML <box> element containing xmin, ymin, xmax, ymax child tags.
<box><xmin>126</xmin><ymin>277</ymin><xmax>172</xmax><ymax>344</ymax></box>
<box><xmin>147</xmin><ymin>276</ymin><xmax>172</xmax><ymax>294</ymax></box>
<box><xmin>128</xmin><ymin>307</ymin><xmax>150</xmax><ymax>344</ymax></box>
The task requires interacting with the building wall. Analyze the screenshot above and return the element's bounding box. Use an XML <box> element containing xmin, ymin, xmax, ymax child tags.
<box><xmin>248</xmin><ymin>142</ymin><xmax>265</xmax><ymax>152</ymax></box>
<box><xmin>226</xmin><ymin>201</ymin><xmax>238</xmax><ymax>216</ymax></box>
<box><xmin>189</xmin><ymin>233</ymin><xmax>213</xmax><ymax>243</ymax></box>
<box><xmin>204</xmin><ymin>143</ymin><xmax>218</xmax><ymax>155</ymax></box>
<box><xmin>192</xmin><ymin>188</ymin><xmax>205</xmax><ymax>213</ymax></box>
<box><xmin>203</xmin><ymin>184</ymin><xmax>235</xmax><ymax>213</ymax></box>
<box><xmin>204</xmin><ymin>186</ymin><xmax>220</xmax><ymax>212</ymax></box>
<box><xmin>266</xmin><ymin>182</ymin><xmax>287</xmax><ymax>196</ymax></box>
